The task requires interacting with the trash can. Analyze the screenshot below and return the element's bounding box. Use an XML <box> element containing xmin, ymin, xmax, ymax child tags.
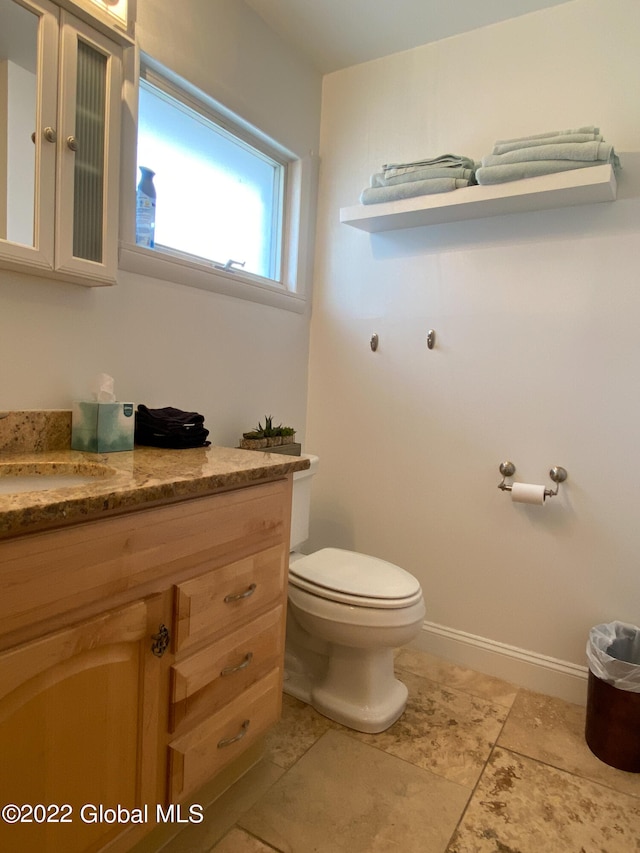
<box><xmin>585</xmin><ymin>621</ymin><xmax>640</xmax><ymax>772</ymax></box>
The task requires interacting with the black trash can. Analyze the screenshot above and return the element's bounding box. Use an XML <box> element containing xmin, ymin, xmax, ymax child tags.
<box><xmin>585</xmin><ymin>622</ymin><xmax>640</xmax><ymax>772</ymax></box>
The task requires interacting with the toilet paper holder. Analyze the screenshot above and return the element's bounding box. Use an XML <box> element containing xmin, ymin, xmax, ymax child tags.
<box><xmin>498</xmin><ymin>461</ymin><xmax>568</xmax><ymax>498</ymax></box>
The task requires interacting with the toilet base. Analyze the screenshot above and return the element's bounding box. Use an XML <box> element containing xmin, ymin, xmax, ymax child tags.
<box><xmin>284</xmin><ymin>644</ymin><xmax>408</xmax><ymax>734</ymax></box>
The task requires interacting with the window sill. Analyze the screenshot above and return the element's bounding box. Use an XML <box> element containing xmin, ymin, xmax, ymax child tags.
<box><xmin>118</xmin><ymin>243</ymin><xmax>308</xmax><ymax>314</ymax></box>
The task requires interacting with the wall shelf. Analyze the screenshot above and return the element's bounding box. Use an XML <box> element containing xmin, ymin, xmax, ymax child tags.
<box><xmin>340</xmin><ymin>164</ymin><xmax>617</xmax><ymax>233</ymax></box>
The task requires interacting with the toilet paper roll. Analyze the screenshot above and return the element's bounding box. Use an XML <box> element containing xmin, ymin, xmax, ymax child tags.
<box><xmin>511</xmin><ymin>483</ymin><xmax>546</xmax><ymax>505</ymax></box>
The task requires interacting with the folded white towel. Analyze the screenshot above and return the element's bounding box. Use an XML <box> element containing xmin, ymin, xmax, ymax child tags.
<box><xmin>383</xmin><ymin>154</ymin><xmax>476</xmax><ymax>176</ymax></box>
<box><xmin>476</xmin><ymin>159</ymin><xmax>607</xmax><ymax>185</ymax></box>
<box><xmin>481</xmin><ymin>141</ymin><xmax>617</xmax><ymax>168</ymax></box>
<box><xmin>360</xmin><ymin>177</ymin><xmax>471</xmax><ymax>204</ymax></box>
<box><xmin>493</xmin><ymin>132</ymin><xmax>602</xmax><ymax>156</ymax></box>
<box><xmin>371</xmin><ymin>166</ymin><xmax>476</xmax><ymax>187</ymax></box>
<box><xmin>494</xmin><ymin>126</ymin><xmax>599</xmax><ymax>146</ymax></box>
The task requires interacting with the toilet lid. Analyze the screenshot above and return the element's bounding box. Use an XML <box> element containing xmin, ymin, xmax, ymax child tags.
<box><xmin>289</xmin><ymin>548</ymin><xmax>423</xmax><ymax>609</ymax></box>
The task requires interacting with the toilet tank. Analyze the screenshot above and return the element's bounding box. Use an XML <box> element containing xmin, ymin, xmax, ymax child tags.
<box><xmin>290</xmin><ymin>454</ymin><xmax>319</xmax><ymax>551</ymax></box>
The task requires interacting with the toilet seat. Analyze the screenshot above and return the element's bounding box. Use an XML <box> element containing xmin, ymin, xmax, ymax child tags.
<box><xmin>289</xmin><ymin>548</ymin><xmax>423</xmax><ymax>610</ymax></box>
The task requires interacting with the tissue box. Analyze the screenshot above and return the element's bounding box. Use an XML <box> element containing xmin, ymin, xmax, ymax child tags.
<box><xmin>71</xmin><ymin>402</ymin><xmax>135</xmax><ymax>453</ymax></box>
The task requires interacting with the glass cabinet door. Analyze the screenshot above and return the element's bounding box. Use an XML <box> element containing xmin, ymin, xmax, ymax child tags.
<box><xmin>56</xmin><ymin>12</ymin><xmax>121</xmax><ymax>282</ymax></box>
<box><xmin>0</xmin><ymin>0</ymin><xmax>121</xmax><ymax>285</ymax></box>
<box><xmin>72</xmin><ymin>38</ymin><xmax>108</xmax><ymax>263</ymax></box>
<box><xmin>0</xmin><ymin>0</ymin><xmax>58</xmax><ymax>269</ymax></box>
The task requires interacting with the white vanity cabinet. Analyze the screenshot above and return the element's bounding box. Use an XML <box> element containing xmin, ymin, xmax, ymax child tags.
<box><xmin>0</xmin><ymin>0</ymin><xmax>122</xmax><ymax>285</ymax></box>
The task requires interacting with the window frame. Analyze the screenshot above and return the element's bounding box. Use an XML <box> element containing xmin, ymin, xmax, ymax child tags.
<box><xmin>118</xmin><ymin>50</ymin><xmax>316</xmax><ymax>313</ymax></box>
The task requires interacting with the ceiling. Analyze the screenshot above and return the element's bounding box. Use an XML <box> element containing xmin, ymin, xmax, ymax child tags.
<box><xmin>244</xmin><ymin>0</ymin><xmax>576</xmax><ymax>74</ymax></box>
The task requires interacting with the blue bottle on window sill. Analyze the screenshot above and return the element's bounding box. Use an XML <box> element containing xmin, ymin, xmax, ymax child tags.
<box><xmin>136</xmin><ymin>167</ymin><xmax>156</xmax><ymax>248</ymax></box>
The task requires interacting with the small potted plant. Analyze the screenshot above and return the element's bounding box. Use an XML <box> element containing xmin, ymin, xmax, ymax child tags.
<box><xmin>240</xmin><ymin>416</ymin><xmax>299</xmax><ymax>454</ymax></box>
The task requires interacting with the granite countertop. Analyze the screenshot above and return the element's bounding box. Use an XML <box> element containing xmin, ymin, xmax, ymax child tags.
<box><xmin>0</xmin><ymin>445</ymin><xmax>309</xmax><ymax>540</ymax></box>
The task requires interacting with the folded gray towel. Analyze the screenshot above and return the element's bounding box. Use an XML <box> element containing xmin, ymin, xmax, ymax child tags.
<box><xmin>493</xmin><ymin>132</ymin><xmax>602</xmax><ymax>156</ymax></box>
<box><xmin>383</xmin><ymin>154</ymin><xmax>476</xmax><ymax>175</ymax></box>
<box><xmin>360</xmin><ymin>178</ymin><xmax>471</xmax><ymax>204</ymax></box>
<box><xmin>476</xmin><ymin>159</ymin><xmax>608</xmax><ymax>185</ymax></box>
<box><xmin>371</xmin><ymin>166</ymin><xmax>476</xmax><ymax>187</ymax></box>
<box><xmin>482</xmin><ymin>141</ymin><xmax>618</xmax><ymax>168</ymax></box>
<box><xmin>494</xmin><ymin>126</ymin><xmax>599</xmax><ymax>146</ymax></box>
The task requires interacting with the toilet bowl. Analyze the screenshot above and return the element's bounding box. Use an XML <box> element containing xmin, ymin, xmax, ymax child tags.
<box><xmin>284</xmin><ymin>457</ymin><xmax>426</xmax><ymax>733</ymax></box>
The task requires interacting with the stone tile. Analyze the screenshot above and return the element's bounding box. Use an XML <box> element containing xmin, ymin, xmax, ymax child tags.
<box><xmin>395</xmin><ymin>648</ymin><xmax>518</xmax><ymax>708</ymax></box>
<box><xmin>350</xmin><ymin>670</ymin><xmax>508</xmax><ymax>787</ymax></box>
<box><xmin>498</xmin><ymin>688</ymin><xmax>640</xmax><ymax>798</ymax></box>
<box><xmin>160</xmin><ymin>759</ymin><xmax>284</xmax><ymax>853</ymax></box>
<box><xmin>264</xmin><ymin>692</ymin><xmax>339</xmax><ymax>769</ymax></box>
<box><xmin>210</xmin><ymin>827</ymin><xmax>278</xmax><ymax>852</ymax></box>
<box><xmin>240</xmin><ymin>729</ymin><xmax>470</xmax><ymax>853</ymax></box>
<box><xmin>447</xmin><ymin>746</ymin><xmax>640</xmax><ymax>853</ymax></box>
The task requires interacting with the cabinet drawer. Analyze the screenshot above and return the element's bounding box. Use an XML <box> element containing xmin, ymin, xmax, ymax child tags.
<box><xmin>168</xmin><ymin>668</ymin><xmax>281</xmax><ymax>802</ymax></box>
<box><xmin>173</xmin><ymin>544</ymin><xmax>286</xmax><ymax>653</ymax></box>
<box><xmin>0</xmin><ymin>480</ymin><xmax>290</xmax><ymax>643</ymax></box>
<box><xmin>170</xmin><ymin>604</ymin><xmax>284</xmax><ymax>732</ymax></box>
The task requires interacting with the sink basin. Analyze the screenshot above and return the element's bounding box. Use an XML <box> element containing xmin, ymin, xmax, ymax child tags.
<box><xmin>0</xmin><ymin>462</ymin><xmax>116</xmax><ymax>495</ymax></box>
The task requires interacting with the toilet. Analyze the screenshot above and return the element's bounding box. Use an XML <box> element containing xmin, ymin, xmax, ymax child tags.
<box><xmin>284</xmin><ymin>455</ymin><xmax>426</xmax><ymax>733</ymax></box>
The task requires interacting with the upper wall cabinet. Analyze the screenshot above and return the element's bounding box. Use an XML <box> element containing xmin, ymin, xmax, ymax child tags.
<box><xmin>57</xmin><ymin>0</ymin><xmax>135</xmax><ymax>45</ymax></box>
<box><xmin>0</xmin><ymin>0</ymin><xmax>122</xmax><ymax>286</ymax></box>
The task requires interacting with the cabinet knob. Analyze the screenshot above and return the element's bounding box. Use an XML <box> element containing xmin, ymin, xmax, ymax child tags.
<box><xmin>43</xmin><ymin>127</ymin><xmax>57</xmax><ymax>143</ymax></box>
<box><xmin>66</xmin><ymin>135</ymin><xmax>79</xmax><ymax>152</ymax></box>
<box><xmin>151</xmin><ymin>624</ymin><xmax>170</xmax><ymax>657</ymax></box>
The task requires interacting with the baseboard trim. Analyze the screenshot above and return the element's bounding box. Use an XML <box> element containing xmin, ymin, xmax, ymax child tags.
<box><xmin>411</xmin><ymin>621</ymin><xmax>589</xmax><ymax>705</ymax></box>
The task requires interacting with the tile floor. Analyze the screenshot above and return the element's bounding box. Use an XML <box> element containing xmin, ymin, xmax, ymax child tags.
<box><xmin>160</xmin><ymin>649</ymin><xmax>640</xmax><ymax>853</ymax></box>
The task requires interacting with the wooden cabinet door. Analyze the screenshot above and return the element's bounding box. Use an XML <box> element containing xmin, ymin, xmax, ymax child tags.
<box><xmin>0</xmin><ymin>596</ymin><xmax>165</xmax><ymax>853</ymax></box>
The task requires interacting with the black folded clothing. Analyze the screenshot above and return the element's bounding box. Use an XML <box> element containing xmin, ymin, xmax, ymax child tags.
<box><xmin>135</xmin><ymin>405</ymin><xmax>211</xmax><ymax>448</ymax></box>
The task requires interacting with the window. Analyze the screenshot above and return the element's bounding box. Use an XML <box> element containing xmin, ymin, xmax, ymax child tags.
<box><xmin>120</xmin><ymin>56</ymin><xmax>316</xmax><ymax>312</ymax></box>
<box><xmin>136</xmin><ymin>62</ymin><xmax>287</xmax><ymax>286</ymax></box>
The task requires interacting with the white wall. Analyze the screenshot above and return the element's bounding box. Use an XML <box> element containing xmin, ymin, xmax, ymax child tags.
<box><xmin>306</xmin><ymin>0</ymin><xmax>640</xmax><ymax>700</ymax></box>
<box><xmin>0</xmin><ymin>0</ymin><xmax>322</xmax><ymax>448</ymax></box>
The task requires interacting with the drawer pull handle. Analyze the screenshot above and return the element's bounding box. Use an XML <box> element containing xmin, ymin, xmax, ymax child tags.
<box><xmin>217</xmin><ymin>719</ymin><xmax>250</xmax><ymax>749</ymax></box>
<box><xmin>224</xmin><ymin>583</ymin><xmax>256</xmax><ymax>603</ymax></box>
<box><xmin>221</xmin><ymin>652</ymin><xmax>254</xmax><ymax>676</ymax></box>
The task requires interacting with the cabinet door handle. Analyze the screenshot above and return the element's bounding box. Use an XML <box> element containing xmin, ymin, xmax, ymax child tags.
<box><xmin>151</xmin><ymin>624</ymin><xmax>170</xmax><ymax>657</ymax></box>
<box><xmin>220</xmin><ymin>652</ymin><xmax>254</xmax><ymax>676</ymax></box>
<box><xmin>66</xmin><ymin>135</ymin><xmax>79</xmax><ymax>152</ymax></box>
<box><xmin>44</xmin><ymin>127</ymin><xmax>57</xmax><ymax>143</ymax></box>
<box><xmin>217</xmin><ymin>719</ymin><xmax>250</xmax><ymax>749</ymax></box>
<box><xmin>224</xmin><ymin>583</ymin><xmax>256</xmax><ymax>604</ymax></box>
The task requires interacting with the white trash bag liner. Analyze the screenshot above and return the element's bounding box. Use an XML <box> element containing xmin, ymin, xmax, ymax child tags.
<box><xmin>587</xmin><ymin>621</ymin><xmax>640</xmax><ymax>692</ymax></box>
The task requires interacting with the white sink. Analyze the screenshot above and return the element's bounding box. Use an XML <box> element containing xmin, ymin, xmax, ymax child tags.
<box><xmin>0</xmin><ymin>462</ymin><xmax>115</xmax><ymax>495</ymax></box>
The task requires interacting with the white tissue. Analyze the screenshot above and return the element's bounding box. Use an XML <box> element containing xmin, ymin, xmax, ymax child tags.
<box><xmin>93</xmin><ymin>373</ymin><xmax>116</xmax><ymax>403</ymax></box>
<box><xmin>511</xmin><ymin>483</ymin><xmax>546</xmax><ymax>505</ymax></box>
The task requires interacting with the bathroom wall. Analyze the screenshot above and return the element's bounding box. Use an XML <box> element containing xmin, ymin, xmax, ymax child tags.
<box><xmin>306</xmin><ymin>0</ymin><xmax>640</xmax><ymax>701</ymax></box>
<box><xmin>0</xmin><ymin>0</ymin><xmax>321</xmax><ymax>447</ymax></box>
